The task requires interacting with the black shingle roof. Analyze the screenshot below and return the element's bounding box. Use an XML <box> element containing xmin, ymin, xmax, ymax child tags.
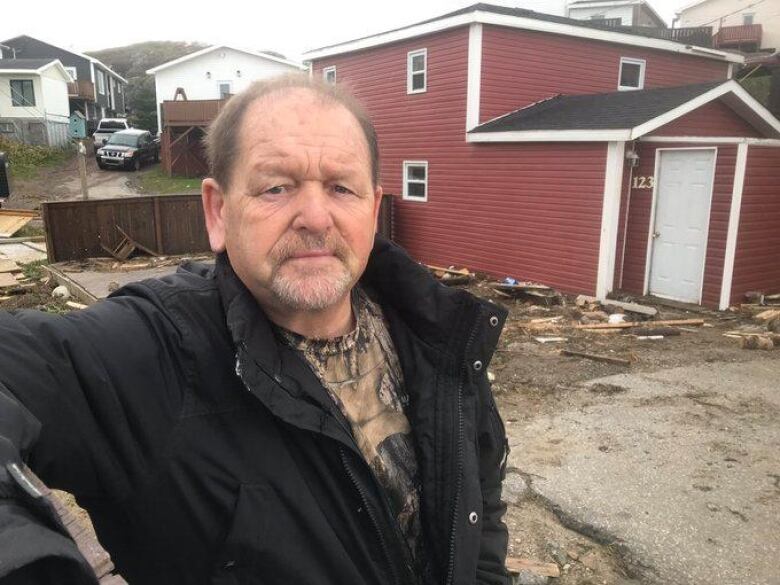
<box><xmin>470</xmin><ymin>81</ymin><xmax>727</xmax><ymax>133</ymax></box>
<box><xmin>0</xmin><ymin>58</ymin><xmax>57</xmax><ymax>70</ymax></box>
<box><xmin>308</xmin><ymin>3</ymin><xmax>705</xmax><ymax>55</ymax></box>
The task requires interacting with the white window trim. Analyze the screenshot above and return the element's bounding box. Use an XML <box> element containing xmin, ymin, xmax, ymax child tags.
<box><xmin>322</xmin><ymin>66</ymin><xmax>336</xmax><ymax>83</ymax></box>
<box><xmin>217</xmin><ymin>80</ymin><xmax>233</xmax><ymax>98</ymax></box>
<box><xmin>64</xmin><ymin>67</ymin><xmax>77</xmax><ymax>82</ymax></box>
<box><xmin>407</xmin><ymin>49</ymin><xmax>427</xmax><ymax>95</ymax></box>
<box><xmin>402</xmin><ymin>161</ymin><xmax>428</xmax><ymax>202</ymax></box>
<box><xmin>97</xmin><ymin>70</ymin><xmax>105</xmax><ymax>94</ymax></box>
<box><xmin>618</xmin><ymin>57</ymin><xmax>646</xmax><ymax>91</ymax></box>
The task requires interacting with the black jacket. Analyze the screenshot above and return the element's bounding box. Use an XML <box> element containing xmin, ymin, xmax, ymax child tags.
<box><xmin>0</xmin><ymin>237</ymin><xmax>510</xmax><ymax>585</ymax></box>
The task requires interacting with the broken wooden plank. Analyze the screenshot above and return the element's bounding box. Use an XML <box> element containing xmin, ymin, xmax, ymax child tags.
<box><xmin>754</xmin><ymin>309</ymin><xmax>780</xmax><ymax>322</ymax></box>
<box><xmin>0</xmin><ymin>209</ymin><xmax>37</xmax><ymax>238</ymax></box>
<box><xmin>740</xmin><ymin>336</ymin><xmax>775</xmax><ymax>350</ymax></box>
<box><xmin>625</xmin><ymin>327</ymin><xmax>682</xmax><ymax>337</ymax></box>
<box><xmin>0</xmin><ymin>272</ymin><xmax>18</xmax><ymax>288</ymax></box>
<box><xmin>425</xmin><ymin>264</ymin><xmax>470</xmax><ymax>276</ymax></box>
<box><xmin>576</xmin><ymin>295</ymin><xmax>658</xmax><ymax>317</ymax></box>
<box><xmin>575</xmin><ymin>319</ymin><xmax>705</xmax><ymax>330</ymax></box>
<box><xmin>561</xmin><ymin>349</ymin><xmax>632</xmax><ymax>366</ymax></box>
<box><xmin>66</xmin><ymin>301</ymin><xmax>89</xmax><ymax>310</ymax></box>
<box><xmin>505</xmin><ymin>557</ymin><xmax>561</xmax><ymax>578</ymax></box>
<box><xmin>0</xmin><ymin>260</ymin><xmax>20</xmax><ymax>273</ymax></box>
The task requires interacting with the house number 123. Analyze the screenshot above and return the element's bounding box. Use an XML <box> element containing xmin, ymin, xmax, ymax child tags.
<box><xmin>632</xmin><ymin>176</ymin><xmax>655</xmax><ymax>189</ymax></box>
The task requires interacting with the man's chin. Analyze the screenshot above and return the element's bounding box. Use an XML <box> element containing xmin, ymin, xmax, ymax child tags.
<box><xmin>270</xmin><ymin>272</ymin><xmax>353</xmax><ymax>312</ymax></box>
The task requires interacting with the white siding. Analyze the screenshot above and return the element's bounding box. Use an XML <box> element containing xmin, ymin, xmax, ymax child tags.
<box><xmin>153</xmin><ymin>48</ymin><xmax>301</xmax><ymax>133</ymax></box>
<box><xmin>39</xmin><ymin>68</ymin><xmax>70</xmax><ymax>122</ymax></box>
<box><xmin>678</xmin><ymin>0</ymin><xmax>780</xmax><ymax>51</ymax></box>
<box><xmin>0</xmin><ymin>74</ymin><xmax>45</xmax><ymax>119</ymax></box>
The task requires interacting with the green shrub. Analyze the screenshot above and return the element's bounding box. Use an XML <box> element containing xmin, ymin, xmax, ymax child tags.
<box><xmin>0</xmin><ymin>137</ymin><xmax>74</xmax><ymax>179</ymax></box>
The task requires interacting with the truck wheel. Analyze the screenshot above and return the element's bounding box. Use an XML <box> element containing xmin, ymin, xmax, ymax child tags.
<box><xmin>97</xmin><ymin>159</ymin><xmax>105</xmax><ymax>170</ymax></box>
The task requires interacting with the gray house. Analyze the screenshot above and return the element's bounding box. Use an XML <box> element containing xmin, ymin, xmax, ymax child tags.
<box><xmin>0</xmin><ymin>36</ymin><xmax>127</xmax><ymax>133</ymax></box>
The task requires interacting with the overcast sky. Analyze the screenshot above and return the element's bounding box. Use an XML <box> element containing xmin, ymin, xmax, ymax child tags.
<box><xmin>1</xmin><ymin>0</ymin><xmax>694</xmax><ymax>62</ymax></box>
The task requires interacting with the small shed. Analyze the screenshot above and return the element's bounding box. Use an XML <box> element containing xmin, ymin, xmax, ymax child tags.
<box><xmin>69</xmin><ymin>110</ymin><xmax>86</xmax><ymax>138</ymax></box>
<box><xmin>464</xmin><ymin>80</ymin><xmax>780</xmax><ymax>309</ymax></box>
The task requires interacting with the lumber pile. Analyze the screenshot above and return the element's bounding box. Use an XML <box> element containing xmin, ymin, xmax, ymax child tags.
<box><xmin>426</xmin><ymin>264</ymin><xmax>473</xmax><ymax>286</ymax></box>
<box><xmin>724</xmin><ymin>307</ymin><xmax>780</xmax><ymax>350</ymax></box>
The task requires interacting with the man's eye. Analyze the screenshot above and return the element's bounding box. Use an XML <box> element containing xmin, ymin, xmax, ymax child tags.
<box><xmin>264</xmin><ymin>186</ymin><xmax>285</xmax><ymax>195</ymax></box>
<box><xmin>333</xmin><ymin>185</ymin><xmax>354</xmax><ymax>195</ymax></box>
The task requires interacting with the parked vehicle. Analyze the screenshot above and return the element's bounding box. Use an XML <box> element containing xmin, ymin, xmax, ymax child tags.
<box><xmin>92</xmin><ymin>118</ymin><xmax>131</xmax><ymax>149</ymax></box>
<box><xmin>96</xmin><ymin>129</ymin><xmax>159</xmax><ymax>171</ymax></box>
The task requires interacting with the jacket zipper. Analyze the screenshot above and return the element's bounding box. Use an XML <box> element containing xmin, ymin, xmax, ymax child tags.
<box><xmin>236</xmin><ymin>349</ymin><xmax>414</xmax><ymax>585</ymax></box>
<box><xmin>445</xmin><ymin>310</ymin><xmax>481</xmax><ymax>585</ymax></box>
<box><xmin>340</xmin><ymin>448</ymin><xmax>404</xmax><ymax>585</ymax></box>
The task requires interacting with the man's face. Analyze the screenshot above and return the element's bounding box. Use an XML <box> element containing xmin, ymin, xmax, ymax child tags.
<box><xmin>202</xmin><ymin>89</ymin><xmax>382</xmax><ymax>313</ymax></box>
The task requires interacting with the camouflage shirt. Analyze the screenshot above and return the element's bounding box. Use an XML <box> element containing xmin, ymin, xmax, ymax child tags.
<box><xmin>274</xmin><ymin>287</ymin><xmax>428</xmax><ymax>574</ymax></box>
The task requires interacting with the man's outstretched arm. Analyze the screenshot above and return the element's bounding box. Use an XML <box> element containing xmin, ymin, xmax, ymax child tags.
<box><xmin>0</xmin><ymin>291</ymin><xmax>189</xmax><ymax>582</ymax></box>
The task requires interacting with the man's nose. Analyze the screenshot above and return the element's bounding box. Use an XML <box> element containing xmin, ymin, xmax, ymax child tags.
<box><xmin>291</xmin><ymin>183</ymin><xmax>334</xmax><ymax>234</ymax></box>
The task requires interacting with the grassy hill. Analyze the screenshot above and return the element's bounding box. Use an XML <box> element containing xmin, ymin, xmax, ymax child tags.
<box><xmin>87</xmin><ymin>41</ymin><xmax>207</xmax><ymax>132</ymax></box>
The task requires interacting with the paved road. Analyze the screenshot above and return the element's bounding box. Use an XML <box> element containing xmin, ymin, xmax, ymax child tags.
<box><xmin>507</xmin><ymin>359</ymin><xmax>780</xmax><ymax>585</ymax></box>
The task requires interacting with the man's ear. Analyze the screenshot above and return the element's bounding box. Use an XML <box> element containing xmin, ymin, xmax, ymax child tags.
<box><xmin>372</xmin><ymin>185</ymin><xmax>383</xmax><ymax>235</ymax></box>
<box><xmin>202</xmin><ymin>178</ymin><xmax>228</xmax><ymax>252</ymax></box>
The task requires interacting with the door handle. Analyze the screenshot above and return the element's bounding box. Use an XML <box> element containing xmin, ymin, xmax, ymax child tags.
<box><xmin>652</xmin><ymin>231</ymin><xmax>661</xmax><ymax>239</ymax></box>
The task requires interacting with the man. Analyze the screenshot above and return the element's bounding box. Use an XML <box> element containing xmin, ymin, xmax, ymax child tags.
<box><xmin>0</xmin><ymin>75</ymin><xmax>510</xmax><ymax>585</ymax></box>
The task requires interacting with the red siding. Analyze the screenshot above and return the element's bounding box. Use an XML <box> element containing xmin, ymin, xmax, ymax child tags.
<box><xmin>649</xmin><ymin>100</ymin><xmax>762</xmax><ymax>137</ymax></box>
<box><xmin>618</xmin><ymin>143</ymin><xmax>737</xmax><ymax>307</ymax></box>
<box><xmin>313</xmin><ymin>28</ymin><xmax>607</xmax><ymax>295</ymax></box>
<box><xmin>731</xmin><ymin>146</ymin><xmax>780</xmax><ymax>301</ymax></box>
<box><xmin>480</xmin><ymin>25</ymin><xmax>730</xmax><ymax>123</ymax></box>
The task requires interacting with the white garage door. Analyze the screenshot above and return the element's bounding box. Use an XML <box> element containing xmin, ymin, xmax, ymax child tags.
<box><xmin>648</xmin><ymin>148</ymin><xmax>716</xmax><ymax>303</ymax></box>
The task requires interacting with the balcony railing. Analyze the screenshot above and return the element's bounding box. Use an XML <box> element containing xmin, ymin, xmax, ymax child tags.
<box><xmin>714</xmin><ymin>24</ymin><xmax>762</xmax><ymax>49</ymax></box>
<box><xmin>586</xmin><ymin>22</ymin><xmax>714</xmax><ymax>48</ymax></box>
<box><xmin>67</xmin><ymin>80</ymin><xmax>95</xmax><ymax>101</ymax></box>
<box><xmin>161</xmin><ymin>98</ymin><xmax>231</xmax><ymax>128</ymax></box>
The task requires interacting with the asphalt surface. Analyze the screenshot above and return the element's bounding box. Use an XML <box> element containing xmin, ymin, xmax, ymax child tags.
<box><xmin>507</xmin><ymin>359</ymin><xmax>780</xmax><ymax>585</ymax></box>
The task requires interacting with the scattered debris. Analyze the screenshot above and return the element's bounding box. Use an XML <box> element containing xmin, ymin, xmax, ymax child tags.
<box><xmin>52</xmin><ymin>285</ymin><xmax>71</xmax><ymax>299</ymax></box>
<box><xmin>575</xmin><ymin>319</ymin><xmax>705</xmax><ymax>330</ymax></box>
<box><xmin>740</xmin><ymin>335</ymin><xmax>775</xmax><ymax>351</ymax></box>
<box><xmin>0</xmin><ymin>209</ymin><xmax>37</xmax><ymax>238</ymax></box>
<box><xmin>608</xmin><ymin>313</ymin><xmax>627</xmax><ymax>324</ymax></box>
<box><xmin>0</xmin><ymin>272</ymin><xmax>17</xmax><ymax>288</ymax></box>
<box><xmin>636</xmin><ymin>335</ymin><xmax>665</xmax><ymax>341</ymax></box>
<box><xmin>627</xmin><ymin>327</ymin><xmax>682</xmax><ymax>337</ymax></box>
<box><xmin>65</xmin><ymin>301</ymin><xmax>88</xmax><ymax>310</ymax></box>
<box><xmin>505</xmin><ymin>557</ymin><xmax>561</xmax><ymax>578</ymax></box>
<box><xmin>534</xmin><ymin>336</ymin><xmax>568</xmax><ymax>344</ymax></box>
<box><xmin>490</xmin><ymin>279</ymin><xmax>561</xmax><ymax>303</ymax></box>
<box><xmin>560</xmin><ymin>349</ymin><xmax>632</xmax><ymax>366</ymax></box>
<box><xmin>576</xmin><ymin>295</ymin><xmax>658</xmax><ymax>317</ymax></box>
<box><xmin>754</xmin><ymin>309</ymin><xmax>780</xmax><ymax>322</ymax></box>
<box><xmin>426</xmin><ymin>264</ymin><xmax>474</xmax><ymax>286</ymax></box>
<box><xmin>101</xmin><ymin>226</ymin><xmax>160</xmax><ymax>261</ymax></box>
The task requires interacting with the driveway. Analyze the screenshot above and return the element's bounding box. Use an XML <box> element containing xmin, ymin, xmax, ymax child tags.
<box><xmin>506</xmin><ymin>358</ymin><xmax>780</xmax><ymax>585</ymax></box>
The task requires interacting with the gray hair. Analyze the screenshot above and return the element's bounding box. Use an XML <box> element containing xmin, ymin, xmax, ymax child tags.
<box><xmin>203</xmin><ymin>73</ymin><xmax>380</xmax><ymax>191</ymax></box>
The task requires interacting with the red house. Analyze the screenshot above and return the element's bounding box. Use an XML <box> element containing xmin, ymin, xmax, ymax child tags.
<box><xmin>305</xmin><ymin>3</ymin><xmax>780</xmax><ymax>309</ymax></box>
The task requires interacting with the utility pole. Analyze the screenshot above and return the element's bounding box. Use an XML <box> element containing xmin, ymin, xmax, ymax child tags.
<box><xmin>77</xmin><ymin>140</ymin><xmax>89</xmax><ymax>200</ymax></box>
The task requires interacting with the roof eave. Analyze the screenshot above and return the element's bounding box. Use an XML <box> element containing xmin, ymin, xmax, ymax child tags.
<box><xmin>304</xmin><ymin>9</ymin><xmax>743</xmax><ymax>64</ymax></box>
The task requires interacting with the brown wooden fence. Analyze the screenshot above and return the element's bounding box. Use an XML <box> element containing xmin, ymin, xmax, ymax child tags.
<box><xmin>42</xmin><ymin>194</ymin><xmax>395</xmax><ymax>263</ymax></box>
<box><xmin>42</xmin><ymin>194</ymin><xmax>210</xmax><ymax>262</ymax></box>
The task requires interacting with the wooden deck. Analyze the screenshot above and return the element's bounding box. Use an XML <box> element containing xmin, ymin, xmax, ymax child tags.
<box><xmin>714</xmin><ymin>24</ymin><xmax>762</xmax><ymax>49</ymax></box>
<box><xmin>161</xmin><ymin>98</ymin><xmax>230</xmax><ymax>127</ymax></box>
<box><xmin>67</xmin><ymin>80</ymin><xmax>95</xmax><ymax>101</ymax></box>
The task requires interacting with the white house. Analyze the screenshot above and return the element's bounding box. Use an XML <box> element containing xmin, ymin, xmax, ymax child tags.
<box><xmin>566</xmin><ymin>0</ymin><xmax>667</xmax><ymax>27</ymax></box>
<box><xmin>0</xmin><ymin>59</ymin><xmax>71</xmax><ymax>146</ymax></box>
<box><xmin>146</xmin><ymin>45</ymin><xmax>304</xmax><ymax>133</ymax></box>
<box><xmin>677</xmin><ymin>0</ymin><xmax>780</xmax><ymax>52</ymax></box>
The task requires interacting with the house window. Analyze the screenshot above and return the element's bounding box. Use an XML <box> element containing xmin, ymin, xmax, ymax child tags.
<box><xmin>403</xmin><ymin>161</ymin><xmax>428</xmax><ymax>202</ymax></box>
<box><xmin>743</xmin><ymin>13</ymin><xmax>755</xmax><ymax>25</ymax></box>
<box><xmin>407</xmin><ymin>49</ymin><xmax>427</xmax><ymax>94</ymax></box>
<box><xmin>323</xmin><ymin>66</ymin><xmax>336</xmax><ymax>84</ymax></box>
<box><xmin>64</xmin><ymin>67</ymin><xmax>77</xmax><ymax>81</ymax></box>
<box><xmin>0</xmin><ymin>122</ymin><xmax>14</xmax><ymax>133</ymax></box>
<box><xmin>10</xmin><ymin>80</ymin><xmax>35</xmax><ymax>107</ymax></box>
<box><xmin>97</xmin><ymin>70</ymin><xmax>105</xmax><ymax>94</ymax></box>
<box><xmin>218</xmin><ymin>81</ymin><xmax>232</xmax><ymax>99</ymax></box>
<box><xmin>618</xmin><ymin>57</ymin><xmax>645</xmax><ymax>90</ymax></box>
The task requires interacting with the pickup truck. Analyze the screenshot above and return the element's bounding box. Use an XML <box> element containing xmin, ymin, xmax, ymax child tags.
<box><xmin>92</xmin><ymin>118</ymin><xmax>131</xmax><ymax>150</ymax></box>
<box><xmin>95</xmin><ymin>129</ymin><xmax>160</xmax><ymax>171</ymax></box>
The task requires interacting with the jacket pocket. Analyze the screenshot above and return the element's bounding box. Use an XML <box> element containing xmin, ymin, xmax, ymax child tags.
<box><xmin>211</xmin><ymin>483</ymin><xmax>270</xmax><ymax>585</ymax></box>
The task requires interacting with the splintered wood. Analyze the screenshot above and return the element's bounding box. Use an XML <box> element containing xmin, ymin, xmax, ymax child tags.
<box><xmin>0</xmin><ymin>209</ymin><xmax>37</xmax><ymax>237</ymax></box>
<box><xmin>21</xmin><ymin>466</ymin><xmax>127</xmax><ymax>584</ymax></box>
<box><xmin>505</xmin><ymin>557</ymin><xmax>561</xmax><ymax>578</ymax></box>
